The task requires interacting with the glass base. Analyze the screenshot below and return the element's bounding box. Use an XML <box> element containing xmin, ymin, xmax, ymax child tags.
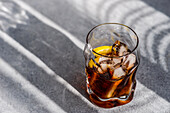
<box><xmin>87</xmin><ymin>81</ymin><xmax>136</xmax><ymax>108</ymax></box>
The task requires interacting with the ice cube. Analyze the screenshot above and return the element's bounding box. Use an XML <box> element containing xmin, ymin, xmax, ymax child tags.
<box><xmin>98</xmin><ymin>57</ymin><xmax>115</xmax><ymax>73</ymax></box>
<box><xmin>98</xmin><ymin>57</ymin><xmax>112</xmax><ymax>73</ymax></box>
<box><xmin>112</xmin><ymin>40</ymin><xmax>129</xmax><ymax>56</ymax></box>
<box><xmin>112</xmin><ymin>58</ymin><xmax>122</xmax><ymax>65</ymax></box>
<box><xmin>107</xmin><ymin>64</ymin><xmax>115</xmax><ymax>70</ymax></box>
<box><xmin>99</xmin><ymin>57</ymin><xmax>111</xmax><ymax>63</ymax></box>
<box><xmin>98</xmin><ymin>63</ymin><xmax>114</xmax><ymax>74</ymax></box>
<box><xmin>112</xmin><ymin>67</ymin><xmax>126</xmax><ymax>79</ymax></box>
<box><xmin>99</xmin><ymin>56</ymin><xmax>123</xmax><ymax>70</ymax></box>
<box><xmin>123</xmin><ymin>53</ymin><xmax>136</xmax><ymax>70</ymax></box>
<box><xmin>118</xmin><ymin>45</ymin><xmax>128</xmax><ymax>56</ymax></box>
<box><xmin>100</xmin><ymin>63</ymin><xmax>108</xmax><ymax>72</ymax></box>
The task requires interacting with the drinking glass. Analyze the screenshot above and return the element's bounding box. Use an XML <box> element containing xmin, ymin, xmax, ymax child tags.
<box><xmin>84</xmin><ymin>23</ymin><xmax>140</xmax><ymax>108</ymax></box>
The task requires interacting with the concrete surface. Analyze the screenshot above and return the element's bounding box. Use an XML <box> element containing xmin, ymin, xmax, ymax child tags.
<box><xmin>0</xmin><ymin>0</ymin><xmax>169</xmax><ymax>113</ymax></box>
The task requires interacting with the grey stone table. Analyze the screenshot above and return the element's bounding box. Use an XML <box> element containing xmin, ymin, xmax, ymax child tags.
<box><xmin>0</xmin><ymin>0</ymin><xmax>169</xmax><ymax>113</ymax></box>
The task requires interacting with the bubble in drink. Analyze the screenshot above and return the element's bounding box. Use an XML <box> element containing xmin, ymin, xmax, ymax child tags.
<box><xmin>86</xmin><ymin>40</ymin><xmax>139</xmax><ymax>108</ymax></box>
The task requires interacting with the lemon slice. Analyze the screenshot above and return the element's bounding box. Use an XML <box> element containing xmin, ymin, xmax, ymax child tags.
<box><xmin>93</xmin><ymin>46</ymin><xmax>112</xmax><ymax>57</ymax></box>
<box><xmin>88</xmin><ymin>46</ymin><xmax>112</xmax><ymax>68</ymax></box>
<box><xmin>88</xmin><ymin>57</ymin><xmax>100</xmax><ymax>68</ymax></box>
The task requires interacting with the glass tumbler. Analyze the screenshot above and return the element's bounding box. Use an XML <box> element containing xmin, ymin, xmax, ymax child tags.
<box><xmin>84</xmin><ymin>23</ymin><xmax>140</xmax><ymax>108</ymax></box>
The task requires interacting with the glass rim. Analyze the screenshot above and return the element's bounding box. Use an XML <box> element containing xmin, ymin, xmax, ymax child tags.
<box><xmin>86</xmin><ymin>23</ymin><xmax>139</xmax><ymax>58</ymax></box>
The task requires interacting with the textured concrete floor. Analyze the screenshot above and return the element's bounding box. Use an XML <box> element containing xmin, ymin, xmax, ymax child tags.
<box><xmin>0</xmin><ymin>0</ymin><xmax>169</xmax><ymax>113</ymax></box>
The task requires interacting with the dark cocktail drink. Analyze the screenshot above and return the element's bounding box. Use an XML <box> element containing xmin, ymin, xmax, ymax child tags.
<box><xmin>84</xmin><ymin>23</ymin><xmax>140</xmax><ymax>108</ymax></box>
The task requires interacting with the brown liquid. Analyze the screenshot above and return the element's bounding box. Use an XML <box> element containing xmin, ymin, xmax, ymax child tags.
<box><xmin>86</xmin><ymin>41</ymin><xmax>139</xmax><ymax>108</ymax></box>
